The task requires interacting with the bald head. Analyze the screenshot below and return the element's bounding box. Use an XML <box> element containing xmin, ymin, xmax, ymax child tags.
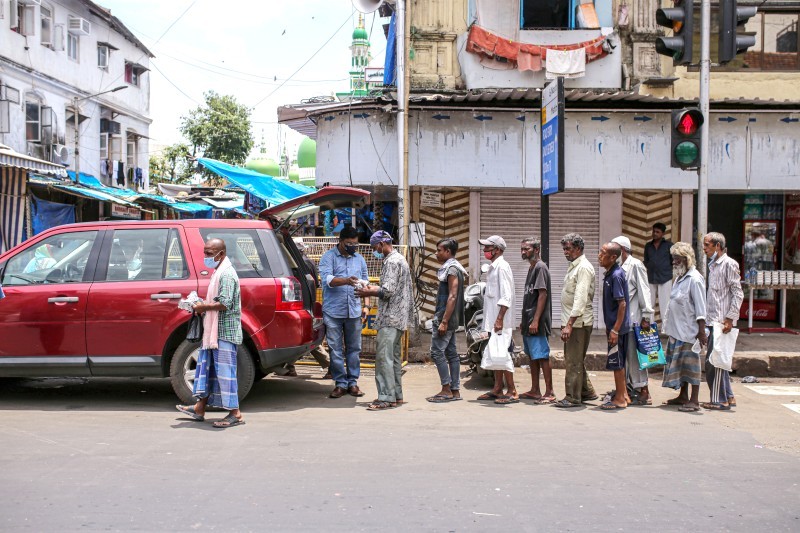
<box><xmin>204</xmin><ymin>238</ymin><xmax>227</xmax><ymax>262</ymax></box>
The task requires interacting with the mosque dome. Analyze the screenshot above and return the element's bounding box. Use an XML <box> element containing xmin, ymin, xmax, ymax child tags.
<box><xmin>245</xmin><ymin>158</ymin><xmax>280</xmax><ymax>177</ymax></box>
<box><xmin>297</xmin><ymin>137</ymin><xmax>316</xmax><ymax>169</ymax></box>
<box><xmin>353</xmin><ymin>25</ymin><xmax>368</xmax><ymax>41</ymax></box>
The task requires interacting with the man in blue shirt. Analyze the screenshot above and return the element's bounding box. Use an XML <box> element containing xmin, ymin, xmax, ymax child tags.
<box><xmin>318</xmin><ymin>226</ymin><xmax>369</xmax><ymax>399</ymax></box>
<box><xmin>598</xmin><ymin>242</ymin><xmax>631</xmax><ymax>410</ymax></box>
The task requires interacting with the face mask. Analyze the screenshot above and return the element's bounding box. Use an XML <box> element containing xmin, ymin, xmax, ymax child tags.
<box><xmin>204</xmin><ymin>252</ymin><xmax>221</xmax><ymax>269</ymax></box>
<box><xmin>673</xmin><ymin>264</ymin><xmax>687</xmax><ymax>278</ymax></box>
<box><xmin>373</xmin><ymin>250</ymin><xmax>384</xmax><ymax>260</ymax></box>
<box><xmin>484</xmin><ymin>251</ymin><xmax>494</xmax><ymax>261</ymax></box>
<box><xmin>344</xmin><ymin>244</ymin><xmax>358</xmax><ymax>256</ymax></box>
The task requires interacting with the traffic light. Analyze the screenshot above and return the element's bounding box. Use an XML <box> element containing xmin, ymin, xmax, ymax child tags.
<box><xmin>655</xmin><ymin>0</ymin><xmax>695</xmax><ymax>65</ymax></box>
<box><xmin>671</xmin><ymin>108</ymin><xmax>704</xmax><ymax>169</ymax></box>
<box><xmin>718</xmin><ymin>0</ymin><xmax>757</xmax><ymax>64</ymax></box>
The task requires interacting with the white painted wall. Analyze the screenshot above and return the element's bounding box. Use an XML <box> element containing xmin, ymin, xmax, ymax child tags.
<box><xmin>1</xmin><ymin>0</ymin><xmax>151</xmax><ymax>186</ymax></box>
<box><xmin>316</xmin><ymin>109</ymin><xmax>800</xmax><ymax>192</ymax></box>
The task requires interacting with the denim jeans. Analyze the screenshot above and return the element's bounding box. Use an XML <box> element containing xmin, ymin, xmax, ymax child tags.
<box><xmin>375</xmin><ymin>327</ymin><xmax>404</xmax><ymax>403</ymax></box>
<box><xmin>324</xmin><ymin>315</ymin><xmax>362</xmax><ymax>389</ymax></box>
<box><xmin>430</xmin><ymin>329</ymin><xmax>460</xmax><ymax>391</ymax></box>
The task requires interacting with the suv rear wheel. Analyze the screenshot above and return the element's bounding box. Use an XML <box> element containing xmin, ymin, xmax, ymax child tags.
<box><xmin>169</xmin><ymin>340</ymin><xmax>256</xmax><ymax>404</ymax></box>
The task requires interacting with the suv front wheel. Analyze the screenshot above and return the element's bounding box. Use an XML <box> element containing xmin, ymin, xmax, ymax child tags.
<box><xmin>169</xmin><ymin>340</ymin><xmax>256</xmax><ymax>404</ymax></box>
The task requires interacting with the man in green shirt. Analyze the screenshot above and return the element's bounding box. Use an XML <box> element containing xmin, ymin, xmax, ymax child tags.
<box><xmin>177</xmin><ymin>238</ymin><xmax>244</xmax><ymax>428</ymax></box>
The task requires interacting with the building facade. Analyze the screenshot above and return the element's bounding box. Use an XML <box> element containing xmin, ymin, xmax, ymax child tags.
<box><xmin>1</xmin><ymin>0</ymin><xmax>152</xmax><ymax>190</ymax></box>
<box><xmin>280</xmin><ymin>0</ymin><xmax>800</xmax><ymax>327</ymax></box>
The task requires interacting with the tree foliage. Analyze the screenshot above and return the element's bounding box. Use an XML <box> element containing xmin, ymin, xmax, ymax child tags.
<box><xmin>180</xmin><ymin>91</ymin><xmax>254</xmax><ymax>166</ymax></box>
<box><xmin>149</xmin><ymin>143</ymin><xmax>194</xmax><ymax>184</ymax></box>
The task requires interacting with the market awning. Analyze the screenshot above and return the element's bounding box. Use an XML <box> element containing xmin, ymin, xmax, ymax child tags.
<box><xmin>68</xmin><ymin>171</ymin><xmax>139</xmax><ymax>197</ymax></box>
<box><xmin>134</xmin><ymin>193</ymin><xmax>213</xmax><ymax>214</ymax></box>
<box><xmin>29</xmin><ymin>175</ymin><xmax>140</xmax><ymax>207</ymax></box>
<box><xmin>0</xmin><ymin>144</ymin><xmax>67</xmax><ymax>177</ymax></box>
<box><xmin>198</xmin><ymin>158</ymin><xmax>315</xmax><ymax>207</ymax></box>
<box><xmin>202</xmin><ymin>196</ymin><xmax>244</xmax><ymax>210</ymax></box>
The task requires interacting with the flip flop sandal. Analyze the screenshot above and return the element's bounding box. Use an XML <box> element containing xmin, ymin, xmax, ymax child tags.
<box><xmin>520</xmin><ymin>392</ymin><xmax>543</xmax><ymax>401</ymax></box>
<box><xmin>427</xmin><ymin>395</ymin><xmax>461</xmax><ymax>403</ymax></box>
<box><xmin>664</xmin><ymin>398</ymin><xmax>689</xmax><ymax>406</ymax></box>
<box><xmin>630</xmin><ymin>398</ymin><xmax>653</xmax><ymax>406</ymax></box>
<box><xmin>367</xmin><ymin>401</ymin><xmax>397</xmax><ymax>411</ymax></box>
<box><xmin>477</xmin><ymin>392</ymin><xmax>500</xmax><ymax>401</ymax></box>
<box><xmin>599</xmin><ymin>401</ymin><xmax>626</xmax><ymax>410</ymax></box>
<box><xmin>175</xmin><ymin>405</ymin><xmax>204</xmax><ymax>422</ymax></box>
<box><xmin>494</xmin><ymin>396</ymin><xmax>520</xmax><ymax>405</ymax></box>
<box><xmin>703</xmin><ymin>403</ymin><xmax>731</xmax><ymax>411</ymax></box>
<box><xmin>679</xmin><ymin>404</ymin><xmax>701</xmax><ymax>412</ymax></box>
<box><xmin>534</xmin><ymin>396</ymin><xmax>557</xmax><ymax>405</ymax></box>
<box><xmin>213</xmin><ymin>413</ymin><xmax>245</xmax><ymax>428</ymax></box>
<box><xmin>553</xmin><ymin>399</ymin><xmax>581</xmax><ymax>408</ymax></box>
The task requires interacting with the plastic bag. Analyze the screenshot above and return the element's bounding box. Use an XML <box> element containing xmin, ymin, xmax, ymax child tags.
<box><xmin>708</xmin><ymin>323</ymin><xmax>738</xmax><ymax>372</ymax></box>
<box><xmin>480</xmin><ymin>328</ymin><xmax>514</xmax><ymax>372</ymax></box>
<box><xmin>186</xmin><ymin>314</ymin><xmax>204</xmax><ymax>343</ymax></box>
<box><xmin>634</xmin><ymin>323</ymin><xmax>666</xmax><ymax>369</ymax></box>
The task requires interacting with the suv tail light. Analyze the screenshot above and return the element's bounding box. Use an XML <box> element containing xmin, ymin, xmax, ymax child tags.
<box><xmin>276</xmin><ymin>277</ymin><xmax>304</xmax><ymax>311</ymax></box>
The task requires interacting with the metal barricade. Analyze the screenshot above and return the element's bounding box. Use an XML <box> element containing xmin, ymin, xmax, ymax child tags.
<box><xmin>295</xmin><ymin>237</ymin><xmax>410</xmax><ymax>368</ymax></box>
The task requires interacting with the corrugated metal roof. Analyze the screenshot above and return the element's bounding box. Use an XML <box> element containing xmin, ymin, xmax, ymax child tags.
<box><xmin>278</xmin><ymin>89</ymin><xmax>800</xmax><ymax>138</ymax></box>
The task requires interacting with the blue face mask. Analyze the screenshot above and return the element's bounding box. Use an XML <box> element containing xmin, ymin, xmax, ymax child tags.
<box><xmin>204</xmin><ymin>252</ymin><xmax>221</xmax><ymax>269</ymax></box>
<box><xmin>373</xmin><ymin>250</ymin><xmax>384</xmax><ymax>260</ymax></box>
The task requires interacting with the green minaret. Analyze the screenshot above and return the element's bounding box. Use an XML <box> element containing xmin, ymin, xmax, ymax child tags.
<box><xmin>337</xmin><ymin>14</ymin><xmax>371</xmax><ymax>101</ymax></box>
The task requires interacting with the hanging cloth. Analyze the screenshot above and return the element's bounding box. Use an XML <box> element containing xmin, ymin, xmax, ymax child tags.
<box><xmin>545</xmin><ymin>48</ymin><xmax>586</xmax><ymax>79</ymax></box>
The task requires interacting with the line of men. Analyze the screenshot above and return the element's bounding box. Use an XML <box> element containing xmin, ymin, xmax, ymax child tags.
<box><xmin>318</xmin><ymin>224</ymin><xmax>743</xmax><ymax>413</ymax></box>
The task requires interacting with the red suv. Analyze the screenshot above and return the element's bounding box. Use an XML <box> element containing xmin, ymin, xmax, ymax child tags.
<box><xmin>0</xmin><ymin>187</ymin><xmax>368</xmax><ymax>402</ymax></box>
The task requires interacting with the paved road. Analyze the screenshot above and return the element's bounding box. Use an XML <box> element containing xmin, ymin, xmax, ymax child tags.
<box><xmin>2</xmin><ymin>366</ymin><xmax>800</xmax><ymax>531</ymax></box>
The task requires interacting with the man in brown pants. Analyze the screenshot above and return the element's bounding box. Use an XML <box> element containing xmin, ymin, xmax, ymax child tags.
<box><xmin>554</xmin><ymin>233</ymin><xmax>598</xmax><ymax>408</ymax></box>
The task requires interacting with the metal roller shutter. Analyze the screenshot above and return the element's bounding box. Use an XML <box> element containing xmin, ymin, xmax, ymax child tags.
<box><xmin>548</xmin><ymin>191</ymin><xmax>601</xmax><ymax>329</ymax></box>
<box><xmin>479</xmin><ymin>188</ymin><xmax>541</xmax><ymax>321</ymax></box>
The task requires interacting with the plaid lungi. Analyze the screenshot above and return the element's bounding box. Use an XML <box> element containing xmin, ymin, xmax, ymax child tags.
<box><xmin>193</xmin><ymin>340</ymin><xmax>239</xmax><ymax>410</ymax></box>
<box><xmin>661</xmin><ymin>337</ymin><xmax>702</xmax><ymax>389</ymax></box>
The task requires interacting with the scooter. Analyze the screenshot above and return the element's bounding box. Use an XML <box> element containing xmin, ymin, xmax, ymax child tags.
<box><xmin>462</xmin><ymin>264</ymin><xmax>493</xmax><ymax>378</ymax></box>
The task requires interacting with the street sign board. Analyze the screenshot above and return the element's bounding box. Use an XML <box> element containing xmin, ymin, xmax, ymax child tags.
<box><xmin>541</xmin><ymin>77</ymin><xmax>565</xmax><ymax>196</ymax></box>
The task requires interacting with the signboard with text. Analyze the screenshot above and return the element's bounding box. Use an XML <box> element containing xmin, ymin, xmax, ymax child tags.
<box><xmin>541</xmin><ymin>77</ymin><xmax>565</xmax><ymax>196</ymax></box>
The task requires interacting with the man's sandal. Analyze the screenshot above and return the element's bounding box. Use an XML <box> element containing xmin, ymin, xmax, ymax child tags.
<box><xmin>367</xmin><ymin>401</ymin><xmax>397</xmax><ymax>411</ymax></box>
<box><xmin>213</xmin><ymin>413</ymin><xmax>245</xmax><ymax>428</ymax></box>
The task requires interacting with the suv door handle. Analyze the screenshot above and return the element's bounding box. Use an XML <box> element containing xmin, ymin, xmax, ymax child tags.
<box><xmin>48</xmin><ymin>297</ymin><xmax>79</xmax><ymax>303</ymax></box>
<box><xmin>151</xmin><ymin>293</ymin><xmax>182</xmax><ymax>300</ymax></box>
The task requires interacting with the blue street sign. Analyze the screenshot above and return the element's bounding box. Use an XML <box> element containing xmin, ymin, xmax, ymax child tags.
<box><xmin>541</xmin><ymin>77</ymin><xmax>564</xmax><ymax>196</ymax></box>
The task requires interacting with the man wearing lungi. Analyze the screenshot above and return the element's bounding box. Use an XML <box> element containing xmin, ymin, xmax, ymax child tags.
<box><xmin>177</xmin><ymin>238</ymin><xmax>245</xmax><ymax>428</ymax></box>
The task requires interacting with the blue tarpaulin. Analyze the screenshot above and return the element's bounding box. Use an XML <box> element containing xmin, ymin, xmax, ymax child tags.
<box><xmin>383</xmin><ymin>13</ymin><xmax>397</xmax><ymax>86</ymax></box>
<box><xmin>198</xmin><ymin>158</ymin><xmax>314</xmax><ymax>207</ymax></box>
<box><xmin>67</xmin><ymin>171</ymin><xmax>138</xmax><ymax>197</ymax></box>
<box><xmin>31</xmin><ymin>195</ymin><xmax>75</xmax><ymax>235</ymax></box>
<box><xmin>134</xmin><ymin>193</ymin><xmax>213</xmax><ymax>216</ymax></box>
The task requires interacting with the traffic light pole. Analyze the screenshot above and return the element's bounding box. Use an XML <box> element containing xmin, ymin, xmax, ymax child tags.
<box><xmin>697</xmin><ymin>0</ymin><xmax>711</xmax><ymax>276</ymax></box>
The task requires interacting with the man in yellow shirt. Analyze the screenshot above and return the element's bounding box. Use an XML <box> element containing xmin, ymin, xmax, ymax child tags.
<box><xmin>554</xmin><ymin>233</ymin><xmax>599</xmax><ymax>408</ymax></box>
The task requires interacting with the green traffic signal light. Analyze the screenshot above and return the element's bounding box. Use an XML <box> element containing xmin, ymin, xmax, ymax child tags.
<box><xmin>675</xmin><ymin>141</ymin><xmax>699</xmax><ymax>166</ymax></box>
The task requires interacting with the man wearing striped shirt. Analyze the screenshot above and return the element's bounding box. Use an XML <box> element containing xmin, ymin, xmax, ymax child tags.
<box><xmin>702</xmin><ymin>232</ymin><xmax>744</xmax><ymax>411</ymax></box>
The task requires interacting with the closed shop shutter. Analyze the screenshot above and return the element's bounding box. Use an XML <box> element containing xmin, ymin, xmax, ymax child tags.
<box><xmin>479</xmin><ymin>188</ymin><xmax>541</xmax><ymax>321</ymax></box>
<box><xmin>548</xmin><ymin>191</ymin><xmax>601</xmax><ymax>329</ymax></box>
<box><xmin>622</xmin><ymin>191</ymin><xmax>681</xmax><ymax>324</ymax></box>
<box><xmin>416</xmin><ymin>190</ymin><xmax>471</xmax><ymax>319</ymax></box>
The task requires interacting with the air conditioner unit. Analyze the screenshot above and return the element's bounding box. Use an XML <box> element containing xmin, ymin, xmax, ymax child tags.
<box><xmin>51</xmin><ymin>144</ymin><xmax>70</xmax><ymax>166</ymax></box>
<box><xmin>100</xmin><ymin>118</ymin><xmax>121</xmax><ymax>135</ymax></box>
<box><xmin>68</xmin><ymin>16</ymin><xmax>91</xmax><ymax>36</ymax></box>
<box><xmin>27</xmin><ymin>143</ymin><xmax>47</xmax><ymax>160</ymax></box>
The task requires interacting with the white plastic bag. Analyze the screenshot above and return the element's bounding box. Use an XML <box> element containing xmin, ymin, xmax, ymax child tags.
<box><xmin>708</xmin><ymin>322</ymin><xmax>739</xmax><ymax>372</ymax></box>
<box><xmin>480</xmin><ymin>328</ymin><xmax>514</xmax><ymax>373</ymax></box>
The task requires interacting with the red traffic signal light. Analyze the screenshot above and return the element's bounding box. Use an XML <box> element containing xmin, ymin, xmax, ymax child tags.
<box><xmin>671</xmin><ymin>108</ymin><xmax>704</xmax><ymax>170</ymax></box>
<box><xmin>677</xmin><ymin>112</ymin><xmax>701</xmax><ymax>135</ymax></box>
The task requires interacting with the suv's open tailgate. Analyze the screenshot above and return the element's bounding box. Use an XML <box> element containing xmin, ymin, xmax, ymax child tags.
<box><xmin>259</xmin><ymin>186</ymin><xmax>370</xmax><ymax>218</ymax></box>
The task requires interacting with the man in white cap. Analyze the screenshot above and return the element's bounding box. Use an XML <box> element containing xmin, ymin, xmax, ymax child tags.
<box><xmin>612</xmin><ymin>235</ymin><xmax>654</xmax><ymax>405</ymax></box>
<box><xmin>475</xmin><ymin>235</ymin><xmax>518</xmax><ymax>405</ymax></box>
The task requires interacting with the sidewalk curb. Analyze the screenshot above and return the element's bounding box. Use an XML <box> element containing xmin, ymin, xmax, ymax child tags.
<box><xmin>407</xmin><ymin>349</ymin><xmax>800</xmax><ymax>377</ymax></box>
